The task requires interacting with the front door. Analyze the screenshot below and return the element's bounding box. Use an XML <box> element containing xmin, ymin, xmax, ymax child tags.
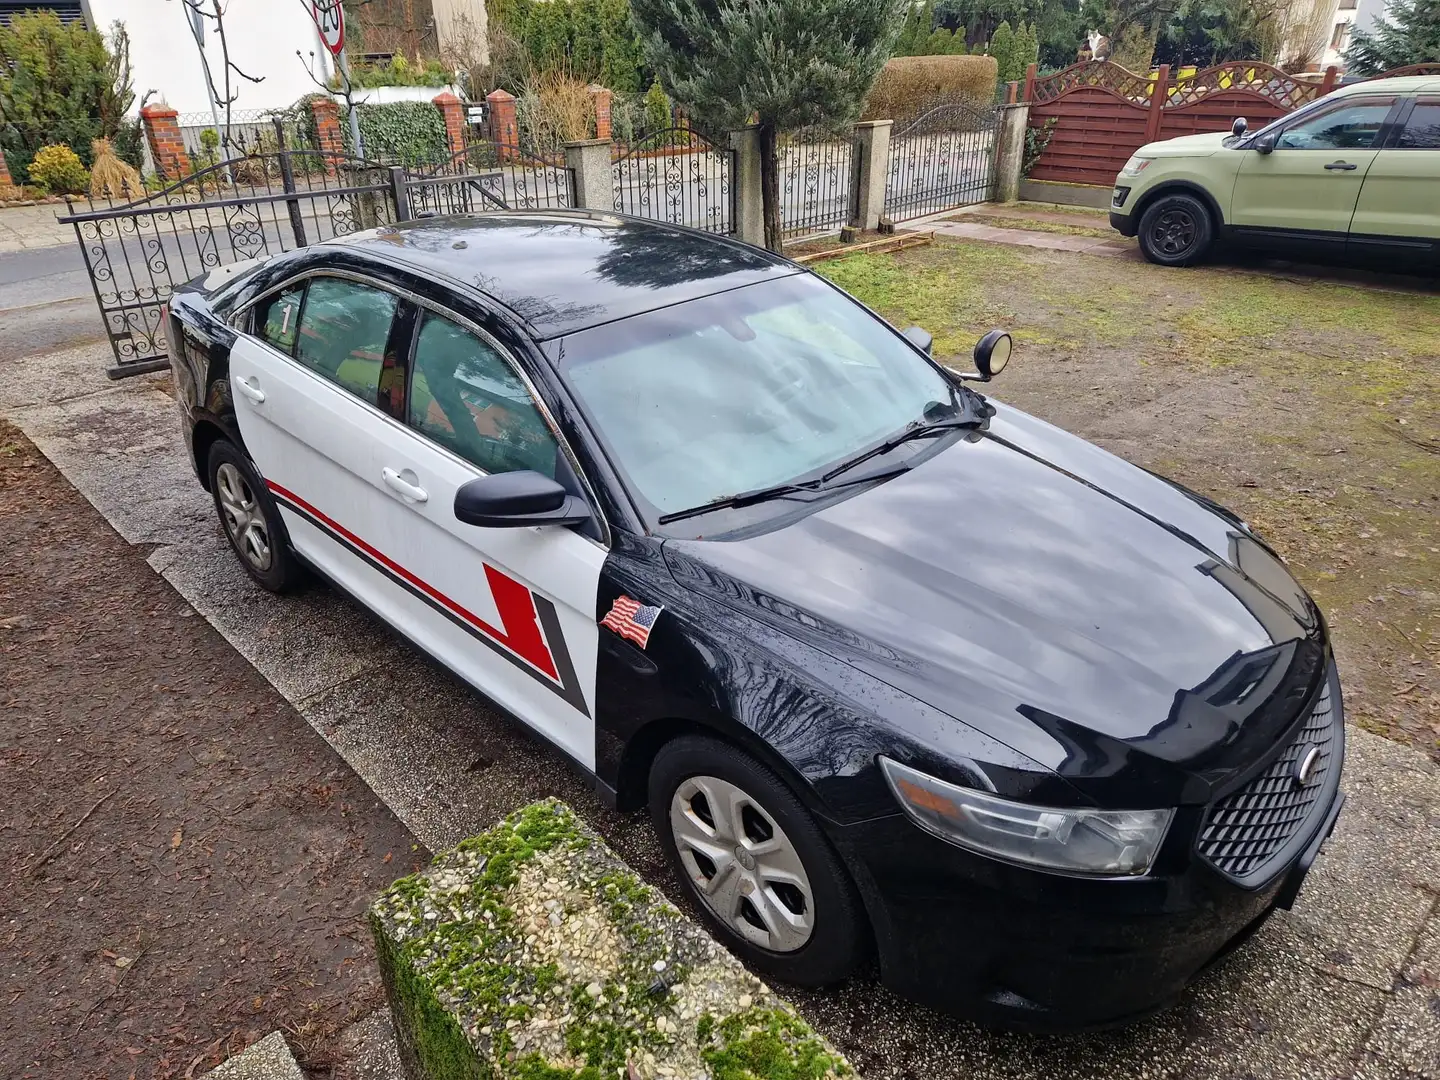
<box><xmin>1230</xmin><ymin>95</ymin><xmax>1400</xmax><ymax>251</ymax></box>
<box><xmin>1349</xmin><ymin>96</ymin><xmax>1440</xmax><ymax>262</ymax></box>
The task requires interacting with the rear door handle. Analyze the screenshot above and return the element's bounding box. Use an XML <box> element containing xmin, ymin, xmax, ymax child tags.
<box><xmin>235</xmin><ymin>376</ymin><xmax>266</xmax><ymax>404</ymax></box>
<box><xmin>1324</xmin><ymin>161</ymin><xmax>1357</xmax><ymax>170</ymax></box>
<box><xmin>382</xmin><ymin>467</ymin><xmax>428</xmax><ymax>503</ymax></box>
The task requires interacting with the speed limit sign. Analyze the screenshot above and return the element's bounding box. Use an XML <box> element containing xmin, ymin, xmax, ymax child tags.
<box><xmin>312</xmin><ymin>0</ymin><xmax>344</xmax><ymax>55</ymax></box>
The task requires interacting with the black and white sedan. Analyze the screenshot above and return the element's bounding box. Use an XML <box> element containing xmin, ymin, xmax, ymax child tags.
<box><xmin>167</xmin><ymin>211</ymin><xmax>1344</xmax><ymax>1030</ymax></box>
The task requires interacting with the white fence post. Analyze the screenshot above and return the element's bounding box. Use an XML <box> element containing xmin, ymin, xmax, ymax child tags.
<box><xmin>994</xmin><ymin>103</ymin><xmax>1030</xmax><ymax>204</ymax></box>
<box><xmin>728</xmin><ymin>125</ymin><xmax>765</xmax><ymax>247</ymax></box>
<box><xmin>850</xmin><ymin>120</ymin><xmax>892</xmax><ymax>230</ymax></box>
<box><xmin>564</xmin><ymin>138</ymin><xmax>614</xmax><ymax>211</ymax></box>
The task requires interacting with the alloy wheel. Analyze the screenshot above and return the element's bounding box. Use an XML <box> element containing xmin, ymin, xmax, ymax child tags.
<box><xmin>215</xmin><ymin>462</ymin><xmax>273</xmax><ymax>573</ymax></box>
<box><xmin>669</xmin><ymin>774</ymin><xmax>816</xmax><ymax>952</ymax></box>
<box><xmin>1151</xmin><ymin>208</ymin><xmax>1197</xmax><ymax>257</ymax></box>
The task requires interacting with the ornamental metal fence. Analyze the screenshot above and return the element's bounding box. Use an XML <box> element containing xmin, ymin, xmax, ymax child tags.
<box><xmin>885</xmin><ymin>101</ymin><xmax>999</xmax><ymax>222</ymax></box>
<box><xmin>403</xmin><ymin>142</ymin><xmax>575</xmax><ymax>217</ymax></box>
<box><xmin>612</xmin><ymin>126</ymin><xmax>734</xmax><ymax>235</ymax></box>
<box><xmin>779</xmin><ymin>132</ymin><xmax>856</xmax><ymax>238</ymax></box>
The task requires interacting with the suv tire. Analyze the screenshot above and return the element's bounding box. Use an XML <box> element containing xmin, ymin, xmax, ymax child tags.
<box><xmin>1138</xmin><ymin>193</ymin><xmax>1215</xmax><ymax>267</ymax></box>
<box><xmin>649</xmin><ymin>734</ymin><xmax>866</xmax><ymax>987</ymax></box>
<box><xmin>207</xmin><ymin>438</ymin><xmax>304</xmax><ymax>593</ymax></box>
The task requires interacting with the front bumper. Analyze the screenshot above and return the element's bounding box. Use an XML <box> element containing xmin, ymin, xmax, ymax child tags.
<box><xmin>1110</xmin><ymin>209</ymin><xmax>1139</xmax><ymax>237</ymax></box>
<box><xmin>828</xmin><ymin>728</ymin><xmax>1345</xmax><ymax>1031</ymax></box>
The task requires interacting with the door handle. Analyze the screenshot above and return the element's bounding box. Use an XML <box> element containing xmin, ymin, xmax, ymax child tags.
<box><xmin>382</xmin><ymin>467</ymin><xmax>428</xmax><ymax>503</ymax></box>
<box><xmin>235</xmin><ymin>376</ymin><xmax>266</xmax><ymax>404</ymax></box>
<box><xmin>1324</xmin><ymin>161</ymin><xmax>1358</xmax><ymax>170</ymax></box>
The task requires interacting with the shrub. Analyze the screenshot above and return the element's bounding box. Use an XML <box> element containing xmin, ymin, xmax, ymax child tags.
<box><xmin>348</xmin><ymin>101</ymin><xmax>450</xmax><ymax>165</ymax></box>
<box><xmin>642</xmin><ymin>77</ymin><xmax>671</xmax><ymax>134</ymax></box>
<box><xmin>517</xmin><ymin>69</ymin><xmax>594</xmax><ymax>154</ymax></box>
<box><xmin>1022</xmin><ymin>115</ymin><xmax>1057</xmax><ymax>176</ymax></box>
<box><xmin>89</xmin><ymin>137</ymin><xmax>142</xmax><ymax>198</ymax></box>
<box><xmin>989</xmin><ymin>20</ymin><xmax>1018</xmax><ymax>83</ymax></box>
<box><xmin>923</xmin><ymin>27</ymin><xmax>955</xmax><ymax>53</ymax></box>
<box><xmin>860</xmin><ymin>54</ymin><xmax>998</xmax><ymax>121</ymax></box>
<box><xmin>28</xmin><ymin>143</ymin><xmax>90</xmax><ymax>194</ymax></box>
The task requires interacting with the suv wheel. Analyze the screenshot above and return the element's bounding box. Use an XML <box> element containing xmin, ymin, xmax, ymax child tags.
<box><xmin>208</xmin><ymin>438</ymin><xmax>303</xmax><ymax>593</ymax></box>
<box><xmin>1138</xmin><ymin>193</ymin><xmax>1214</xmax><ymax>267</ymax></box>
<box><xmin>649</xmin><ymin>734</ymin><xmax>865</xmax><ymax>987</ymax></box>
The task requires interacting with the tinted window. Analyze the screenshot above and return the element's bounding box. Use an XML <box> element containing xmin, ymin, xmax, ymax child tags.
<box><xmin>294</xmin><ymin>278</ymin><xmax>398</xmax><ymax>400</ymax></box>
<box><xmin>1399</xmin><ymin>102</ymin><xmax>1440</xmax><ymax>148</ymax></box>
<box><xmin>558</xmin><ymin>275</ymin><xmax>956</xmax><ymax>517</ymax></box>
<box><xmin>255</xmin><ymin>284</ymin><xmax>303</xmax><ymax>354</ymax></box>
<box><xmin>408</xmin><ymin>312</ymin><xmax>557</xmax><ymax>477</ymax></box>
<box><xmin>1278</xmin><ymin>99</ymin><xmax>1394</xmax><ymax>150</ymax></box>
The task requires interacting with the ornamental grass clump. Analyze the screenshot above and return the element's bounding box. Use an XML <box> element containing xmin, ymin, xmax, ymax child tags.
<box><xmin>89</xmin><ymin>137</ymin><xmax>142</xmax><ymax>199</ymax></box>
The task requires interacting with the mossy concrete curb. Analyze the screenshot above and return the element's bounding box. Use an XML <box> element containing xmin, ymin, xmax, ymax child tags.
<box><xmin>369</xmin><ymin>799</ymin><xmax>853</xmax><ymax>1080</ymax></box>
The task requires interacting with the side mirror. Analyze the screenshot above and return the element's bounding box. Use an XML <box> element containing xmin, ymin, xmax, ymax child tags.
<box><xmin>902</xmin><ymin>325</ymin><xmax>934</xmax><ymax>355</ymax></box>
<box><xmin>1231</xmin><ymin>116</ymin><xmax>1248</xmax><ymax>138</ymax></box>
<box><xmin>1253</xmin><ymin>131</ymin><xmax>1277</xmax><ymax>155</ymax></box>
<box><xmin>454</xmin><ymin>471</ymin><xmax>592</xmax><ymax>529</ymax></box>
<box><xmin>972</xmin><ymin>329</ymin><xmax>1012</xmax><ymax>381</ymax></box>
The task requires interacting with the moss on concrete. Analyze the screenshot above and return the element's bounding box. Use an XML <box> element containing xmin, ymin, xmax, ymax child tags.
<box><xmin>371</xmin><ymin>800</ymin><xmax>851</xmax><ymax>1080</ymax></box>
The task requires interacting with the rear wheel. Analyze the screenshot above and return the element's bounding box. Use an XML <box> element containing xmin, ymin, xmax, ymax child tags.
<box><xmin>207</xmin><ymin>439</ymin><xmax>303</xmax><ymax>593</ymax></box>
<box><xmin>1138</xmin><ymin>193</ymin><xmax>1214</xmax><ymax>267</ymax></box>
<box><xmin>649</xmin><ymin>734</ymin><xmax>865</xmax><ymax>987</ymax></box>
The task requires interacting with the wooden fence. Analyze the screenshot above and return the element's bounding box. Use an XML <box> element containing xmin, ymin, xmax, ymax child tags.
<box><xmin>1019</xmin><ymin>60</ymin><xmax>1339</xmax><ymax>187</ymax></box>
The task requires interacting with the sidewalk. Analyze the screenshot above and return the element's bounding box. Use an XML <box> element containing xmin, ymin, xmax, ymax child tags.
<box><xmin>0</xmin><ymin>203</ymin><xmax>75</xmax><ymax>253</ymax></box>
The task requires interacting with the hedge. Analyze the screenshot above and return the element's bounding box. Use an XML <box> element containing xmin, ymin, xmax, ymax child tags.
<box><xmin>860</xmin><ymin>55</ymin><xmax>999</xmax><ymax>123</ymax></box>
<box><xmin>348</xmin><ymin>100</ymin><xmax>450</xmax><ymax>166</ymax></box>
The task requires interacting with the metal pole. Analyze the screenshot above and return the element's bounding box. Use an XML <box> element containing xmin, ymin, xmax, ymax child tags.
<box><xmin>339</xmin><ymin>47</ymin><xmax>365</xmax><ymax>158</ymax></box>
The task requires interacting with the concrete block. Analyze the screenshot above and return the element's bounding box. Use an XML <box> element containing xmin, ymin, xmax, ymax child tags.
<box><xmin>204</xmin><ymin>1032</ymin><xmax>304</xmax><ymax>1080</ymax></box>
<box><xmin>371</xmin><ymin>800</ymin><xmax>853</xmax><ymax>1080</ymax></box>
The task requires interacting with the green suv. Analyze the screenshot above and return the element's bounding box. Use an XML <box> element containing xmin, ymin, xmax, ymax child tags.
<box><xmin>1110</xmin><ymin>75</ymin><xmax>1440</xmax><ymax>267</ymax></box>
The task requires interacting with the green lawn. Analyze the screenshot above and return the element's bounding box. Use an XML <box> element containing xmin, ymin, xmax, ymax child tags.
<box><xmin>817</xmin><ymin>239</ymin><xmax>1440</xmax><ymax>756</ymax></box>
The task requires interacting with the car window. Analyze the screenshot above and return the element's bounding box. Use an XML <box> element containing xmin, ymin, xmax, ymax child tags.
<box><xmin>1277</xmin><ymin>99</ymin><xmax>1394</xmax><ymax>150</ymax></box>
<box><xmin>294</xmin><ymin>277</ymin><xmax>399</xmax><ymax>400</ymax></box>
<box><xmin>254</xmin><ymin>284</ymin><xmax>304</xmax><ymax>354</ymax></box>
<box><xmin>557</xmin><ymin>274</ymin><xmax>956</xmax><ymax>517</ymax></box>
<box><xmin>1398</xmin><ymin>101</ymin><xmax>1440</xmax><ymax>148</ymax></box>
<box><xmin>408</xmin><ymin>311</ymin><xmax>558</xmax><ymax>478</ymax></box>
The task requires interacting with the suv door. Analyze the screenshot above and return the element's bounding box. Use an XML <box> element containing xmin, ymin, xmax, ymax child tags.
<box><xmin>228</xmin><ymin>273</ymin><xmax>411</xmax><ymax>616</ymax></box>
<box><xmin>1229</xmin><ymin>95</ymin><xmax>1401</xmax><ymax>252</ymax></box>
<box><xmin>1349</xmin><ymin>96</ymin><xmax>1440</xmax><ymax>263</ymax></box>
<box><xmin>357</xmin><ymin>304</ymin><xmax>606</xmax><ymax>769</ymax></box>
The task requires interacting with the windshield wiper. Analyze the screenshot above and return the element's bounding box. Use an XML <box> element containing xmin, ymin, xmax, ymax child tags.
<box><xmin>819</xmin><ymin>415</ymin><xmax>979</xmax><ymax>486</ymax></box>
<box><xmin>656</xmin><ymin>461</ymin><xmax>909</xmax><ymax>525</ymax></box>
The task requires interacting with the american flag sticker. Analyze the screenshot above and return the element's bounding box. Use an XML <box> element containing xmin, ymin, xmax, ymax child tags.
<box><xmin>600</xmin><ymin>595</ymin><xmax>663</xmax><ymax>649</ymax></box>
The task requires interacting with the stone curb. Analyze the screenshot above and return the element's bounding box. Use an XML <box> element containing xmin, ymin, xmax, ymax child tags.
<box><xmin>370</xmin><ymin>799</ymin><xmax>854</xmax><ymax>1080</ymax></box>
<box><xmin>202</xmin><ymin>1031</ymin><xmax>304</xmax><ymax>1080</ymax></box>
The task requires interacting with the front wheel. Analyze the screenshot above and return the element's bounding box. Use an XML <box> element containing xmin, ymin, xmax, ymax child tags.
<box><xmin>1138</xmin><ymin>193</ymin><xmax>1215</xmax><ymax>267</ymax></box>
<box><xmin>649</xmin><ymin>734</ymin><xmax>865</xmax><ymax>987</ymax></box>
<box><xmin>207</xmin><ymin>438</ymin><xmax>303</xmax><ymax>593</ymax></box>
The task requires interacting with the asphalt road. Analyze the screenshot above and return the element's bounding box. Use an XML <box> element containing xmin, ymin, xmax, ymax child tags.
<box><xmin>0</xmin><ymin>242</ymin><xmax>102</xmax><ymax>365</ymax></box>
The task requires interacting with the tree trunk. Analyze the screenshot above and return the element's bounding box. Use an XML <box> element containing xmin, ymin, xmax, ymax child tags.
<box><xmin>758</xmin><ymin>121</ymin><xmax>783</xmax><ymax>252</ymax></box>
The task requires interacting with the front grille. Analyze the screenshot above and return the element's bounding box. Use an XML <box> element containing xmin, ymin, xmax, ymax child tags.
<box><xmin>1197</xmin><ymin>680</ymin><xmax>1337</xmax><ymax>880</ymax></box>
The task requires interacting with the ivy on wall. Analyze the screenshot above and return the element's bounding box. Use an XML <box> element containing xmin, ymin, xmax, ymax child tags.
<box><xmin>345</xmin><ymin>100</ymin><xmax>450</xmax><ymax>164</ymax></box>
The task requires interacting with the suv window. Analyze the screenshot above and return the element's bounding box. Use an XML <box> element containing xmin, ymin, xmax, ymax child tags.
<box><xmin>255</xmin><ymin>284</ymin><xmax>304</xmax><ymax>354</ymax></box>
<box><xmin>1398</xmin><ymin>101</ymin><xmax>1440</xmax><ymax>149</ymax></box>
<box><xmin>1277</xmin><ymin>98</ymin><xmax>1395</xmax><ymax>150</ymax></box>
<box><xmin>294</xmin><ymin>277</ymin><xmax>399</xmax><ymax>400</ymax></box>
<box><xmin>408</xmin><ymin>312</ymin><xmax>558</xmax><ymax>477</ymax></box>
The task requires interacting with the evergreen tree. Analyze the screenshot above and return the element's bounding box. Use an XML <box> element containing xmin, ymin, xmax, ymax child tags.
<box><xmin>1017</xmin><ymin>20</ymin><xmax>1040</xmax><ymax>76</ymax></box>
<box><xmin>1346</xmin><ymin>0</ymin><xmax>1440</xmax><ymax>74</ymax></box>
<box><xmin>630</xmin><ymin>0</ymin><xmax>907</xmax><ymax>251</ymax></box>
<box><xmin>988</xmin><ymin>19</ymin><xmax>1017</xmax><ymax>82</ymax></box>
<box><xmin>947</xmin><ymin>28</ymin><xmax>970</xmax><ymax>51</ymax></box>
<box><xmin>925</xmin><ymin>26</ymin><xmax>957</xmax><ymax>51</ymax></box>
<box><xmin>572</xmin><ymin>0</ymin><xmax>605</xmax><ymax>81</ymax></box>
<box><xmin>599</xmin><ymin>0</ymin><xmax>644</xmax><ymax>91</ymax></box>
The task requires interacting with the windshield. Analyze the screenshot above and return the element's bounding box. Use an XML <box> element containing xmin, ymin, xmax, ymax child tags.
<box><xmin>555</xmin><ymin>275</ymin><xmax>958</xmax><ymax>519</ymax></box>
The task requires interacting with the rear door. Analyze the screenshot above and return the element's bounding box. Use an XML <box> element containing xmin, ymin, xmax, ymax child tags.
<box><xmin>1349</xmin><ymin>96</ymin><xmax>1440</xmax><ymax>263</ymax></box>
<box><xmin>1230</xmin><ymin>95</ymin><xmax>1400</xmax><ymax>252</ymax></box>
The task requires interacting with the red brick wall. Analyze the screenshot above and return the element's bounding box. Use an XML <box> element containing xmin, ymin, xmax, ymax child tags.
<box><xmin>487</xmin><ymin>89</ymin><xmax>519</xmax><ymax>161</ymax></box>
<box><xmin>141</xmin><ymin>104</ymin><xmax>193</xmax><ymax>182</ymax></box>
<box><xmin>433</xmin><ymin>92</ymin><xmax>466</xmax><ymax>164</ymax></box>
<box><xmin>310</xmin><ymin>98</ymin><xmax>345</xmax><ymax>175</ymax></box>
<box><xmin>590</xmin><ymin>86</ymin><xmax>613</xmax><ymax>141</ymax></box>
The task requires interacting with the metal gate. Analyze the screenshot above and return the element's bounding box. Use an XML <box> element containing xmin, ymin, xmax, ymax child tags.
<box><xmin>780</xmin><ymin>131</ymin><xmax>855</xmax><ymax>238</ymax></box>
<box><xmin>885</xmin><ymin>101</ymin><xmax>999</xmax><ymax>222</ymax></box>
<box><xmin>60</xmin><ymin>137</ymin><xmax>575</xmax><ymax>378</ymax></box>
<box><xmin>612</xmin><ymin>127</ymin><xmax>734</xmax><ymax>235</ymax></box>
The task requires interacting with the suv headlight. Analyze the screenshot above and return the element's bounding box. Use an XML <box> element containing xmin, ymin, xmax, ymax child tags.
<box><xmin>1121</xmin><ymin>156</ymin><xmax>1153</xmax><ymax>177</ymax></box>
<box><xmin>879</xmin><ymin>757</ymin><xmax>1172</xmax><ymax>877</ymax></box>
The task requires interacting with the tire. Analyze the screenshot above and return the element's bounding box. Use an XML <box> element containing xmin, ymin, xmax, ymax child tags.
<box><xmin>207</xmin><ymin>438</ymin><xmax>303</xmax><ymax>593</ymax></box>
<box><xmin>1138</xmin><ymin>193</ymin><xmax>1215</xmax><ymax>267</ymax></box>
<box><xmin>649</xmin><ymin>734</ymin><xmax>865</xmax><ymax>987</ymax></box>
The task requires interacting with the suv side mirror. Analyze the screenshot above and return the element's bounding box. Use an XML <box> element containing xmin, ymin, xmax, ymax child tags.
<box><xmin>902</xmin><ymin>325</ymin><xmax>934</xmax><ymax>355</ymax></box>
<box><xmin>1252</xmin><ymin>131</ymin><xmax>1278</xmax><ymax>155</ymax></box>
<box><xmin>1231</xmin><ymin>116</ymin><xmax>1248</xmax><ymax>138</ymax></box>
<box><xmin>454</xmin><ymin>471</ymin><xmax>592</xmax><ymax>529</ymax></box>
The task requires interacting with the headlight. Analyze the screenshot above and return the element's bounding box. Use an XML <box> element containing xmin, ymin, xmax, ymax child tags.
<box><xmin>1121</xmin><ymin>156</ymin><xmax>1153</xmax><ymax>177</ymax></box>
<box><xmin>879</xmin><ymin>757</ymin><xmax>1172</xmax><ymax>877</ymax></box>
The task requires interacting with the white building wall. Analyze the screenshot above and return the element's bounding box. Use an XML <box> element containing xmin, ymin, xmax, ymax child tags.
<box><xmin>86</xmin><ymin>0</ymin><xmax>339</xmax><ymax>116</ymax></box>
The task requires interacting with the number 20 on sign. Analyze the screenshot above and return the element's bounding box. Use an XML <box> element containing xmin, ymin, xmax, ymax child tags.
<box><xmin>312</xmin><ymin>0</ymin><xmax>344</xmax><ymax>55</ymax></box>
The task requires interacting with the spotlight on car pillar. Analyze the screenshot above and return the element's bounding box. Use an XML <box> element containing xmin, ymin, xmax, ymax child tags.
<box><xmin>972</xmin><ymin>330</ymin><xmax>1012</xmax><ymax>381</ymax></box>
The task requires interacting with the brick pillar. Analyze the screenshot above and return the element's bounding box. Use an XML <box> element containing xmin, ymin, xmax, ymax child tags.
<box><xmin>487</xmin><ymin>89</ymin><xmax>519</xmax><ymax>161</ymax></box>
<box><xmin>588</xmin><ymin>85</ymin><xmax>613</xmax><ymax>140</ymax></box>
<box><xmin>310</xmin><ymin>97</ymin><xmax>345</xmax><ymax>176</ymax></box>
<box><xmin>141</xmin><ymin>103</ymin><xmax>192</xmax><ymax>181</ymax></box>
<box><xmin>433</xmin><ymin>91</ymin><xmax>466</xmax><ymax>164</ymax></box>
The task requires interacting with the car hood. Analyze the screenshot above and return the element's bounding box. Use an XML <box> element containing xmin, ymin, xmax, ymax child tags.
<box><xmin>662</xmin><ymin>404</ymin><xmax>1328</xmax><ymax>807</ymax></box>
<box><xmin>1139</xmin><ymin>131</ymin><xmax>1232</xmax><ymax>157</ymax></box>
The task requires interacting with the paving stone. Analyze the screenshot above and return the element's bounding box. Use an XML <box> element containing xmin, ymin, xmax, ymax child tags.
<box><xmin>334</xmin><ymin>1010</ymin><xmax>405</xmax><ymax>1080</ymax></box>
<box><xmin>1366</xmin><ymin>906</ymin><xmax>1440</xmax><ymax>1079</ymax></box>
<box><xmin>203</xmin><ymin>1031</ymin><xmax>304</xmax><ymax>1080</ymax></box>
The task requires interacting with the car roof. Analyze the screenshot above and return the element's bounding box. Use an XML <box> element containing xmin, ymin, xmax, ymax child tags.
<box><xmin>1333</xmin><ymin>75</ymin><xmax>1440</xmax><ymax>96</ymax></box>
<box><xmin>319</xmin><ymin>210</ymin><xmax>802</xmax><ymax>339</ymax></box>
